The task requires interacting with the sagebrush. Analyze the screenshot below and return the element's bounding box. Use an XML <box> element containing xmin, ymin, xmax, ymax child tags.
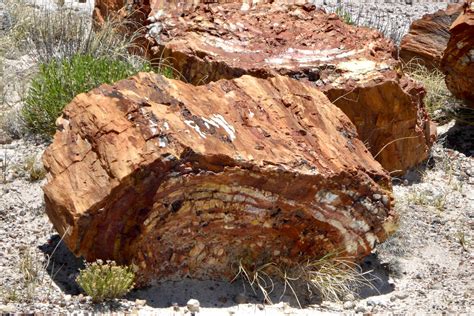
<box><xmin>76</xmin><ymin>260</ymin><xmax>135</xmax><ymax>303</ymax></box>
<box><xmin>22</xmin><ymin>54</ymin><xmax>151</xmax><ymax>137</ymax></box>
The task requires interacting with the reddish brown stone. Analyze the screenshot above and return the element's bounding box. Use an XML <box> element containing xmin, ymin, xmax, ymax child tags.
<box><xmin>93</xmin><ymin>0</ymin><xmax>126</xmax><ymax>24</ymax></box>
<box><xmin>43</xmin><ymin>73</ymin><xmax>397</xmax><ymax>285</ymax></box>
<box><xmin>141</xmin><ymin>3</ymin><xmax>434</xmax><ymax>174</ymax></box>
<box><xmin>399</xmin><ymin>4</ymin><xmax>463</xmax><ymax>70</ymax></box>
<box><xmin>441</xmin><ymin>2</ymin><xmax>474</xmax><ymax>106</ymax></box>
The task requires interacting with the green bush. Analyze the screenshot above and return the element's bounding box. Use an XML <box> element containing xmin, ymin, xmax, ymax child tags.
<box><xmin>76</xmin><ymin>260</ymin><xmax>135</xmax><ymax>303</ymax></box>
<box><xmin>335</xmin><ymin>7</ymin><xmax>354</xmax><ymax>25</ymax></box>
<box><xmin>22</xmin><ymin>54</ymin><xmax>151</xmax><ymax>137</ymax></box>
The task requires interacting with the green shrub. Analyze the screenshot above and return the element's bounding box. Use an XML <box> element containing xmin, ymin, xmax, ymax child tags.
<box><xmin>76</xmin><ymin>260</ymin><xmax>135</xmax><ymax>303</ymax></box>
<box><xmin>335</xmin><ymin>7</ymin><xmax>354</xmax><ymax>25</ymax></box>
<box><xmin>22</xmin><ymin>54</ymin><xmax>151</xmax><ymax>137</ymax></box>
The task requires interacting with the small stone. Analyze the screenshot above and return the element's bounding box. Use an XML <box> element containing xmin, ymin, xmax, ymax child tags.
<box><xmin>355</xmin><ymin>304</ymin><xmax>367</xmax><ymax>313</ymax></box>
<box><xmin>218</xmin><ymin>296</ymin><xmax>228</xmax><ymax>304</ymax></box>
<box><xmin>0</xmin><ymin>304</ymin><xmax>16</xmax><ymax>313</ymax></box>
<box><xmin>135</xmin><ymin>299</ymin><xmax>146</xmax><ymax>306</ymax></box>
<box><xmin>172</xmin><ymin>302</ymin><xmax>180</xmax><ymax>311</ymax></box>
<box><xmin>187</xmin><ymin>299</ymin><xmax>200</xmax><ymax>312</ymax></box>
<box><xmin>257</xmin><ymin>304</ymin><xmax>264</xmax><ymax>310</ymax></box>
<box><xmin>395</xmin><ymin>292</ymin><xmax>408</xmax><ymax>300</ymax></box>
<box><xmin>234</xmin><ymin>293</ymin><xmax>247</xmax><ymax>304</ymax></box>
<box><xmin>343</xmin><ymin>301</ymin><xmax>355</xmax><ymax>309</ymax></box>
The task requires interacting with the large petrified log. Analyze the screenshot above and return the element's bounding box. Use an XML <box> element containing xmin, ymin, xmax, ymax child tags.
<box><xmin>43</xmin><ymin>73</ymin><xmax>397</xmax><ymax>285</ymax></box>
<box><xmin>141</xmin><ymin>2</ymin><xmax>434</xmax><ymax>174</ymax></box>
<box><xmin>441</xmin><ymin>2</ymin><xmax>474</xmax><ymax>106</ymax></box>
<box><xmin>399</xmin><ymin>4</ymin><xmax>463</xmax><ymax>70</ymax></box>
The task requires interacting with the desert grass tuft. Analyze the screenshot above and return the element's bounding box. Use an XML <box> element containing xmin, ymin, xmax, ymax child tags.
<box><xmin>299</xmin><ymin>253</ymin><xmax>376</xmax><ymax>302</ymax></box>
<box><xmin>402</xmin><ymin>60</ymin><xmax>456</xmax><ymax>123</ymax></box>
<box><xmin>23</xmin><ymin>155</ymin><xmax>46</xmax><ymax>181</ymax></box>
<box><xmin>233</xmin><ymin>253</ymin><xmax>375</xmax><ymax>306</ymax></box>
<box><xmin>1</xmin><ymin>0</ymin><xmax>148</xmax><ymax>63</ymax></box>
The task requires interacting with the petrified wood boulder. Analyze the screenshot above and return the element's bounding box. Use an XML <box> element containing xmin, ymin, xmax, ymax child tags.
<box><xmin>43</xmin><ymin>73</ymin><xmax>397</xmax><ymax>285</ymax></box>
<box><xmin>142</xmin><ymin>2</ymin><xmax>434</xmax><ymax>174</ymax></box>
<box><xmin>399</xmin><ymin>4</ymin><xmax>463</xmax><ymax>70</ymax></box>
<box><xmin>441</xmin><ymin>2</ymin><xmax>474</xmax><ymax>106</ymax></box>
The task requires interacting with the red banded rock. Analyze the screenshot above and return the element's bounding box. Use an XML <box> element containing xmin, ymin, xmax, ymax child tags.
<box><xmin>399</xmin><ymin>4</ymin><xmax>463</xmax><ymax>70</ymax></box>
<box><xmin>143</xmin><ymin>3</ymin><xmax>434</xmax><ymax>174</ymax></box>
<box><xmin>441</xmin><ymin>2</ymin><xmax>474</xmax><ymax>106</ymax></box>
<box><xmin>43</xmin><ymin>73</ymin><xmax>397</xmax><ymax>285</ymax></box>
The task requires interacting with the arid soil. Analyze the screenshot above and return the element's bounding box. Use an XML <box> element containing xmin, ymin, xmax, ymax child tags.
<box><xmin>0</xmin><ymin>0</ymin><xmax>473</xmax><ymax>315</ymax></box>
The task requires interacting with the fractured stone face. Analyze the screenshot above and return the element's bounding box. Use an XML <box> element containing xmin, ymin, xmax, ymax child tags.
<box><xmin>43</xmin><ymin>73</ymin><xmax>397</xmax><ymax>285</ymax></box>
<box><xmin>141</xmin><ymin>2</ymin><xmax>434</xmax><ymax>174</ymax></box>
<box><xmin>441</xmin><ymin>2</ymin><xmax>474</xmax><ymax>107</ymax></box>
<box><xmin>400</xmin><ymin>4</ymin><xmax>463</xmax><ymax>70</ymax></box>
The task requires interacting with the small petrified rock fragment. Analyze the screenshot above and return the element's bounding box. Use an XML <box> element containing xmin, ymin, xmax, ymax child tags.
<box><xmin>43</xmin><ymin>73</ymin><xmax>397</xmax><ymax>285</ymax></box>
<box><xmin>400</xmin><ymin>4</ymin><xmax>463</xmax><ymax>70</ymax></box>
<box><xmin>441</xmin><ymin>2</ymin><xmax>474</xmax><ymax>106</ymax></box>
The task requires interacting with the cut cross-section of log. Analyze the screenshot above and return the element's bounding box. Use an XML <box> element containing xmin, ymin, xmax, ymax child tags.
<box><xmin>43</xmin><ymin>73</ymin><xmax>397</xmax><ymax>285</ymax></box>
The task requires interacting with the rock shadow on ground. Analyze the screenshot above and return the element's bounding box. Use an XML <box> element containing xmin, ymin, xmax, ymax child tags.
<box><xmin>39</xmin><ymin>234</ymin><xmax>394</xmax><ymax>309</ymax></box>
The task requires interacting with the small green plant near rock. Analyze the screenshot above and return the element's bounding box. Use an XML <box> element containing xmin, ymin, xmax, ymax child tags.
<box><xmin>24</xmin><ymin>155</ymin><xmax>46</xmax><ymax>181</ymax></box>
<box><xmin>335</xmin><ymin>6</ymin><xmax>354</xmax><ymax>25</ymax></box>
<box><xmin>0</xmin><ymin>286</ymin><xmax>20</xmax><ymax>303</ymax></box>
<box><xmin>22</xmin><ymin>54</ymin><xmax>151</xmax><ymax>137</ymax></box>
<box><xmin>76</xmin><ymin>260</ymin><xmax>135</xmax><ymax>303</ymax></box>
<box><xmin>457</xmin><ymin>231</ymin><xmax>469</xmax><ymax>251</ymax></box>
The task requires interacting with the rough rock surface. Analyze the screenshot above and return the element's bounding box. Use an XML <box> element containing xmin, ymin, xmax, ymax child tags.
<box><xmin>42</xmin><ymin>73</ymin><xmax>397</xmax><ymax>285</ymax></box>
<box><xmin>399</xmin><ymin>4</ymin><xmax>463</xmax><ymax>70</ymax></box>
<box><xmin>93</xmin><ymin>0</ymin><xmax>127</xmax><ymax>24</ymax></box>
<box><xmin>141</xmin><ymin>2</ymin><xmax>435</xmax><ymax>174</ymax></box>
<box><xmin>441</xmin><ymin>2</ymin><xmax>474</xmax><ymax>106</ymax></box>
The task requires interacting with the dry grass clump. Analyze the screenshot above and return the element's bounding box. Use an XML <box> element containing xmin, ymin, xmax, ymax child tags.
<box><xmin>233</xmin><ymin>253</ymin><xmax>375</xmax><ymax>306</ymax></box>
<box><xmin>402</xmin><ymin>60</ymin><xmax>474</xmax><ymax>125</ymax></box>
<box><xmin>23</xmin><ymin>154</ymin><xmax>46</xmax><ymax>181</ymax></box>
<box><xmin>402</xmin><ymin>60</ymin><xmax>456</xmax><ymax>123</ymax></box>
<box><xmin>299</xmin><ymin>254</ymin><xmax>374</xmax><ymax>302</ymax></box>
<box><xmin>76</xmin><ymin>260</ymin><xmax>136</xmax><ymax>303</ymax></box>
<box><xmin>1</xmin><ymin>0</ymin><xmax>146</xmax><ymax>63</ymax></box>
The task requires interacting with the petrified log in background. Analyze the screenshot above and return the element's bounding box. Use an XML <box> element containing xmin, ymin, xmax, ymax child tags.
<box><xmin>141</xmin><ymin>2</ymin><xmax>434</xmax><ymax>174</ymax></box>
<box><xmin>43</xmin><ymin>73</ymin><xmax>397</xmax><ymax>285</ymax></box>
<box><xmin>441</xmin><ymin>2</ymin><xmax>474</xmax><ymax>106</ymax></box>
<box><xmin>399</xmin><ymin>4</ymin><xmax>463</xmax><ymax>70</ymax></box>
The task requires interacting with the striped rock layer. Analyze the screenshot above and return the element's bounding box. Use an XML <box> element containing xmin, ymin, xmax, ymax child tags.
<box><xmin>43</xmin><ymin>73</ymin><xmax>397</xmax><ymax>285</ymax></box>
<box><xmin>400</xmin><ymin>4</ymin><xmax>463</xmax><ymax>70</ymax></box>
